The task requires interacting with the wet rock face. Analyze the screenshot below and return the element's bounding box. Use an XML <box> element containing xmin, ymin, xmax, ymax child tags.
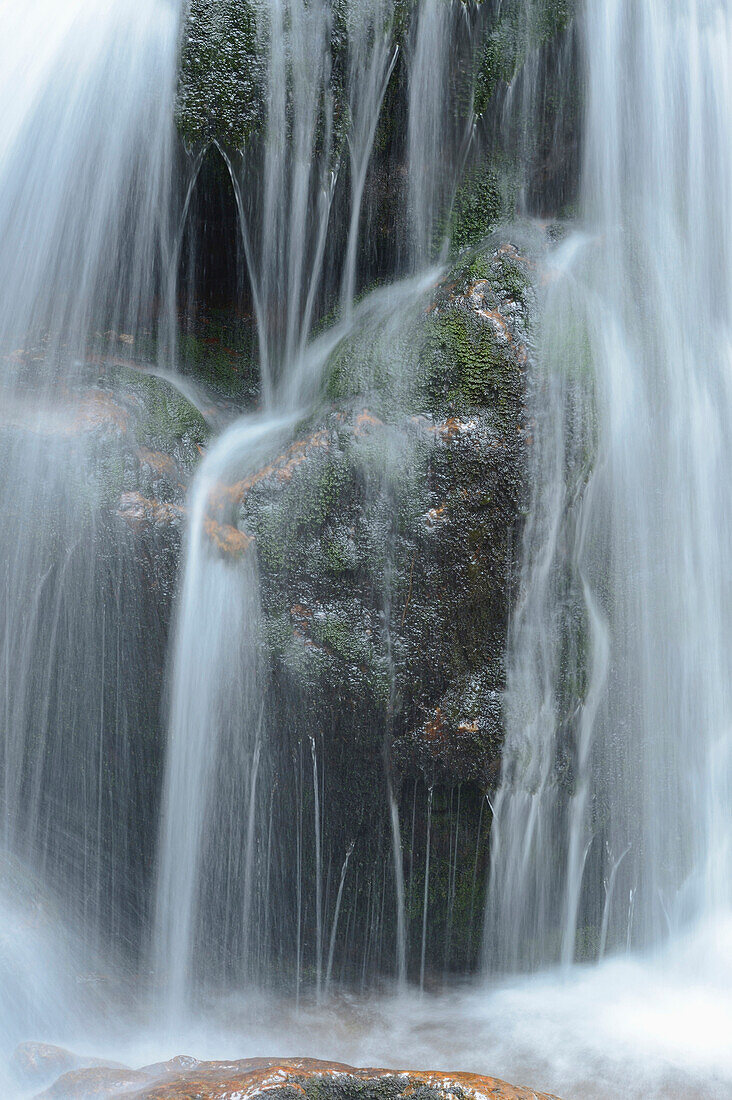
<box><xmin>12</xmin><ymin>243</ymin><xmax>533</xmax><ymax>983</ymax></box>
<box><xmin>394</xmin><ymin>251</ymin><xmax>532</xmax><ymax>789</ymax></box>
<box><xmin>13</xmin><ymin>1043</ymin><xmax>126</xmax><ymax>1094</ymax></box>
<box><xmin>216</xmin><ymin>239</ymin><xmax>536</xmax><ymax>976</ymax></box>
<box><xmin>30</xmin><ymin>1054</ymin><xmax>561</xmax><ymax>1100</ymax></box>
<box><xmin>246</xmin><ymin>243</ymin><xmax>532</xmax><ymax>791</ymax></box>
<box><xmin>176</xmin><ymin>0</ymin><xmax>264</xmax><ymax>148</ymax></box>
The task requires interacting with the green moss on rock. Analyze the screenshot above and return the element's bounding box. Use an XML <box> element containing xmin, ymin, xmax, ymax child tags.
<box><xmin>474</xmin><ymin>0</ymin><xmax>576</xmax><ymax>118</ymax></box>
<box><xmin>176</xmin><ymin>0</ymin><xmax>264</xmax><ymax>148</ymax></box>
<box><xmin>110</xmin><ymin>367</ymin><xmax>210</xmax><ymax>457</ymax></box>
<box><xmin>448</xmin><ymin>169</ymin><xmax>506</xmax><ymax>253</ymax></box>
<box><xmin>474</xmin><ymin>17</ymin><xmax>521</xmax><ymax>118</ymax></box>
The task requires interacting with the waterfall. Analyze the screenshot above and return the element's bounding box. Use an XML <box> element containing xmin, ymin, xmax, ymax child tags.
<box><xmin>152</xmin><ymin>0</ymin><xmax>475</xmax><ymax>1009</ymax></box>
<box><xmin>0</xmin><ymin>0</ymin><xmax>182</xmax><ymax>1058</ymax></box>
<box><xmin>406</xmin><ymin>0</ymin><xmax>454</xmax><ymax>266</ymax></box>
<box><xmin>6</xmin><ymin>0</ymin><xmax>732</xmax><ymax>1095</ymax></box>
<box><xmin>153</xmin><ymin>269</ymin><xmax>441</xmax><ymax>1006</ymax></box>
<box><xmin>486</xmin><ymin>0</ymin><xmax>732</xmax><ymax>971</ymax></box>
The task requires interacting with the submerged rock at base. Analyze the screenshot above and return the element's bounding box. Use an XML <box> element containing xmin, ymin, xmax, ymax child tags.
<box><xmin>34</xmin><ymin>1055</ymin><xmax>562</xmax><ymax>1100</ymax></box>
<box><xmin>12</xmin><ymin>1042</ymin><xmax>127</xmax><ymax>1091</ymax></box>
<box><xmin>12</xmin><ymin>1043</ymin><xmax>86</xmax><ymax>1087</ymax></box>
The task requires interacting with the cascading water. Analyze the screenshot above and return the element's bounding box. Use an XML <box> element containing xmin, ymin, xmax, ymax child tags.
<box><xmin>153</xmin><ymin>0</ymin><xmax>472</xmax><ymax>1010</ymax></box>
<box><xmin>153</xmin><ymin>276</ymin><xmax>444</xmax><ymax>1006</ymax></box>
<box><xmin>154</xmin><ymin>0</ymin><xmax>346</xmax><ymax>1007</ymax></box>
<box><xmin>0</xmin><ymin>0</ymin><xmax>181</xmax><ymax>1061</ymax></box>
<box><xmin>406</xmin><ymin>0</ymin><xmax>456</xmax><ymax>266</ymax></box>
<box><xmin>487</xmin><ymin>0</ymin><xmax>732</xmax><ymax>974</ymax></box>
<box><xmin>8</xmin><ymin>0</ymin><xmax>732</xmax><ymax>1097</ymax></box>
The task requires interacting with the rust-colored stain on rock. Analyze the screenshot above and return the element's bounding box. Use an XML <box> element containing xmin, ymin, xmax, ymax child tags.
<box><xmin>137</xmin><ymin>448</ymin><xmax>185</xmax><ymax>487</ymax></box>
<box><xmin>117</xmin><ymin>492</ymin><xmax>252</xmax><ymax>559</ymax></box>
<box><xmin>209</xmin><ymin>430</ymin><xmax>331</xmax><ymax>513</ymax></box>
<box><xmin>71</xmin><ymin>391</ymin><xmax>130</xmax><ymax>435</ymax></box>
<box><xmin>353</xmin><ymin>409</ymin><xmax>384</xmax><ymax>436</ymax></box>
<box><xmin>424</xmin><ymin>707</ymin><xmax>447</xmax><ymax>743</ymax></box>
<box><xmin>34</xmin><ymin>1055</ymin><xmax>562</xmax><ymax>1100</ymax></box>
<box><xmin>203</xmin><ymin>516</ymin><xmax>253</xmax><ymax>557</ymax></box>
<box><xmin>117</xmin><ymin>492</ymin><xmax>185</xmax><ymax>528</ymax></box>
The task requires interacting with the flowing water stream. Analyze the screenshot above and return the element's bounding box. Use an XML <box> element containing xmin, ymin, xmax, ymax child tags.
<box><xmin>3</xmin><ymin>1</ymin><xmax>732</xmax><ymax>1099</ymax></box>
<box><xmin>153</xmin><ymin>0</ymin><xmax>464</xmax><ymax>1011</ymax></box>
<box><xmin>488</xmin><ymin>0</ymin><xmax>732</xmax><ymax>975</ymax></box>
<box><xmin>0</xmin><ymin>0</ymin><xmax>182</xmax><ymax>1060</ymax></box>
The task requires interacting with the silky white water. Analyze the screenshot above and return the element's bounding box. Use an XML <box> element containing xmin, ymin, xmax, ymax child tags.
<box><xmin>477</xmin><ymin>0</ymin><xmax>732</xmax><ymax>1092</ymax></box>
<box><xmin>153</xmin><ymin>0</ymin><xmax>732</xmax><ymax>1089</ymax></box>
<box><xmin>153</xmin><ymin>0</ymin><xmax>464</xmax><ymax>1010</ymax></box>
<box><xmin>153</xmin><ymin>267</ymin><xmax>442</xmax><ymax>1010</ymax></box>
<box><xmin>23</xmin><ymin>930</ymin><xmax>732</xmax><ymax>1098</ymax></box>
<box><xmin>0</xmin><ymin>0</ymin><xmax>181</xmax><ymax>1077</ymax></box>
<box><xmin>488</xmin><ymin>0</ymin><xmax>732</xmax><ymax>971</ymax></box>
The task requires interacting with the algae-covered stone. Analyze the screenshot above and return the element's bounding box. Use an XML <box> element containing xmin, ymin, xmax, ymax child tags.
<box><xmin>422</xmin><ymin>243</ymin><xmax>531</xmax><ymax>420</ymax></box>
<box><xmin>219</xmin><ymin>234</ymin><xmax>537</xmax><ymax>976</ymax></box>
<box><xmin>113</xmin><ymin>367</ymin><xmax>210</xmax><ymax>463</ymax></box>
<box><xmin>448</xmin><ymin>168</ymin><xmax>507</xmax><ymax>254</ymax></box>
<box><xmin>474</xmin><ymin>0</ymin><xmax>577</xmax><ymax>117</ymax></box>
<box><xmin>32</xmin><ymin>1054</ymin><xmax>563</xmax><ymax>1100</ymax></box>
<box><xmin>176</xmin><ymin>0</ymin><xmax>264</xmax><ymax>149</ymax></box>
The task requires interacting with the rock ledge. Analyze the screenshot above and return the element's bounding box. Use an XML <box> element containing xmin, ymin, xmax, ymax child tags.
<box><xmin>30</xmin><ymin>1053</ymin><xmax>561</xmax><ymax>1100</ymax></box>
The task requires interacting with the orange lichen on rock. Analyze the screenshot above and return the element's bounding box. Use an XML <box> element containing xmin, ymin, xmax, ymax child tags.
<box><xmin>117</xmin><ymin>492</ymin><xmax>252</xmax><ymax>559</ymax></box>
<box><xmin>290</xmin><ymin>603</ymin><xmax>314</xmax><ymax>640</ymax></box>
<box><xmin>424</xmin><ymin>504</ymin><xmax>448</xmax><ymax>528</ymax></box>
<box><xmin>497</xmin><ymin>243</ymin><xmax>535</xmax><ymax>270</ymax></box>
<box><xmin>117</xmin><ymin>492</ymin><xmax>185</xmax><ymax>529</ymax></box>
<box><xmin>466</xmin><ymin>285</ymin><xmax>513</xmax><ymax>346</ymax></box>
<box><xmin>70</xmin><ymin>391</ymin><xmax>131</xmax><ymax>435</ymax></box>
<box><xmin>137</xmin><ymin>448</ymin><xmax>184</xmax><ymax>486</ymax></box>
<box><xmin>435</xmin><ymin>417</ymin><xmax>478</xmax><ymax>441</ymax></box>
<box><xmin>353</xmin><ymin>409</ymin><xmax>384</xmax><ymax>436</ymax></box>
<box><xmin>482</xmin><ymin>308</ymin><xmax>512</xmax><ymax>343</ymax></box>
<box><xmin>208</xmin><ymin>430</ymin><xmax>331</xmax><ymax>513</ymax></box>
<box><xmin>439</xmin><ymin>417</ymin><xmax>463</xmax><ymax>440</ymax></box>
<box><xmin>202</xmin><ymin>517</ymin><xmax>253</xmax><ymax>558</ymax></box>
<box><xmin>469</xmin><ymin>287</ymin><xmax>529</xmax><ymax>367</ymax></box>
<box><xmin>33</xmin><ymin>1055</ymin><xmax>562</xmax><ymax>1100</ymax></box>
<box><xmin>424</xmin><ymin>708</ymin><xmax>447</xmax><ymax>743</ymax></box>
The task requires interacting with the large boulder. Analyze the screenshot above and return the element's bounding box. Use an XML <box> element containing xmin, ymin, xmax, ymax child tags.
<box><xmin>33</xmin><ymin>1055</ymin><xmax>561</xmax><ymax>1100</ymax></box>
<box><xmin>245</xmin><ymin>240</ymin><xmax>533</xmax><ymax>790</ymax></box>
<box><xmin>203</xmin><ymin>235</ymin><xmax>539</xmax><ymax>978</ymax></box>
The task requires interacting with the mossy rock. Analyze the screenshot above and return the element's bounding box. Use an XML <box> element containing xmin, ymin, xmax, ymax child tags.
<box><xmin>176</xmin><ymin>0</ymin><xmax>264</xmax><ymax>149</ymax></box>
<box><xmin>448</xmin><ymin>169</ymin><xmax>506</xmax><ymax>254</ymax></box>
<box><xmin>420</xmin><ymin>243</ymin><xmax>532</xmax><ymax>421</ymax></box>
<box><xmin>200</xmin><ymin>237</ymin><xmax>538</xmax><ymax>980</ymax></box>
<box><xmin>111</xmin><ymin>367</ymin><xmax>210</xmax><ymax>464</ymax></box>
<box><xmin>241</xmin><ymin>238</ymin><xmax>535</xmax><ymax>788</ymax></box>
<box><xmin>176</xmin><ymin>310</ymin><xmax>258</xmax><ymax>402</ymax></box>
<box><xmin>474</xmin><ymin>0</ymin><xmax>576</xmax><ymax>117</ymax></box>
